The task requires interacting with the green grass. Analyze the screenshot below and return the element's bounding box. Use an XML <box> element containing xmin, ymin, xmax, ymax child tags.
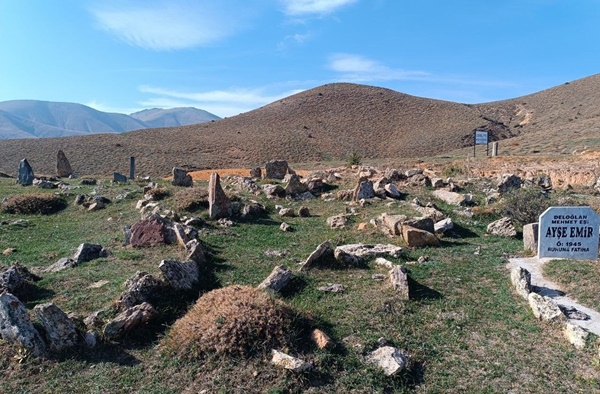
<box><xmin>543</xmin><ymin>259</ymin><xmax>600</xmax><ymax>311</ymax></box>
<box><xmin>0</xmin><ymin>176</ymin><xmax>599</xmax><ymax>393</ymax></box>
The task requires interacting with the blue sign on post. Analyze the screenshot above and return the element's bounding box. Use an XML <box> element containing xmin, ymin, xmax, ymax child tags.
<box><xmin>474</xmin><ymin>130</ymin><xmax>489</xmax><ymax>156</ymax></box>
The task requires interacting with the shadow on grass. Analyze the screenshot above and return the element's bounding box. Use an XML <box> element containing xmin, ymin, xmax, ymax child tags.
<box><xmin>280</xmin><ymin>276</ymin><xmax>308</xmax><ymax>298</ymax></box>
<box><xmin>408</xmin><ymin>277</ymin><xmax>443</xmax><ymax>301</ymax></box>
<box><xmin>448</xmin><ymin>223</ymin><xmax>479</xmax><ymax>239</ymax></box>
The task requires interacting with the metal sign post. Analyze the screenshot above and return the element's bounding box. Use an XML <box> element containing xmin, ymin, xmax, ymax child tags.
<box><xmin>474</xmin><ymin>130</ymin><xmax>489</xmax><ymax>157</ymax></box>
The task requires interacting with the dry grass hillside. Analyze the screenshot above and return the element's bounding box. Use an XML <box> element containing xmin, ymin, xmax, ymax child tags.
<box><xmin>2</xmin><ymin>74</ymin><xmax>600</xmax><ymax>177</ymax></box>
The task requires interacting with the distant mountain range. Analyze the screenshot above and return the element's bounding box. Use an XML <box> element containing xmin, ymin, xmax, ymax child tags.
<box><xmin>0</xmin><ymin>100</ymin><xmax>220</xmax><ymax>139</ymax></box>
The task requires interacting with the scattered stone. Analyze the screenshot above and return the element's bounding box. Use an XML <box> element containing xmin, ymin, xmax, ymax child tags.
<box><xmin>0</xmin><ymin>291</ymin><xmax>46</xmax><ymax>356</ymax></box>
<box><xmin>84</xmin><ymin>331</ymin><xmax>97</xmax><ymax>348</ymax></box>
<box><xmin>317</xmin><ymin>283</ymin><xmax>345</xmax><ymax>293</ymax></box>
<box><xmin>208</xmin><ymin>172</ymin><xmax>232</xmax><ymax>219</ymax></box>
<box><xmin>172</xmin><ymin>167</ymin><xmax>193</xmax><ymax>187</ymax></box>
<box><xmin>0</xmin><ymin>267</ymin><xmax>24</xmax><ymax>293</ymax></box>
<box><xmin>402</xmin><ymin>225</ymin><xmax>439</xmax><ymax>247</ymax></box>
<box><xmin>354</xmin><ymin>180</ymin><xmax>375</xmax><ymax>200</ymax></box>
<box><xmin>186</xmin><ymin>239</ymin><xmax>206</xmax><ymax>265</ymax></box>
<box><xmin>73</xmin><ymin>243</ymin><xmax>108</xmax><ymax>264</ymax></box>
<box><xmin>432</xmin><ymin>190</ymin><xmax>469</xmax><ymax>206</ymax></box>
<box><xmin>88</xmin><ymin>280</ymin><xmax>110</xmax><ymax>289</ymax></box>
<box><xmin>487</xmin><ymin>217</ymin><xmax>517</xmax><ymax>237</ymax></box>
<box><xmin>327</xmin><ymin>214</ymin><xmax>348</xmax><ymax>229</ymax></box>
<box><xmin>558</xmin><ymin>305</ymin><xmax>590</xmax><ymax>321</ymax></box>
<box><xmin>523</xmin><ymin>223</ymin><xmax>539</xmax><ymax>253</ymax></box>
<box><xmin>300</xmin><ymin>241</ymin><xmax>334</xmax><ymax>271</ymax></box>
<box><xmin>262</xmin><ymin>184</ymin><xmax>286</xmax><ymax>198</ymax></box>
<box><xmin>257</xmin><ymin>266</ymin><xmax>293</xmax><ymax>293</ymax></box>
<box><xmin>56</xmin><ymin>150</ymin><xmax>73</xmax><ymax>177</ymax></box>
<box><xmin>430</xmin><ymin>178</ymin><xmax>445</xmax><ymax>188</ymax></box>
<box><xmin>528</xmin><ymin>293</ymin><xmax>566</xmax><ymax>322</ymax></box>
<box><xmin>371</xmin><ymin>274</ymin><xmax>386</xmax><ymax>281</ymax></box>
<box><xmin>311</xmin><ymin>328</ymin><xmax>333</xmax><ymax>349</ymax></box>
<box><xmin>113</xmin><ymin>172</ymin><xmax>128</xmax><ymax>183</ymax></box>
<box><xmin>298</xmin><ymin>206</ymin><xmax>310</xmax><ymax>217</ymax></box>
<box><xmin>45</xmin><ymin>257</ymin><xmax>77</xmax><ymax>273</ymax></box>
<box><xmin>3</xmin><ymin>248</ymin><xmax>16</xmax><ymax>255</ymax></box>
<box><xmin>417</xmin><ymin>255</ymin><xmax>429</xmax><ymax>264</ymax></box>
<box><xmin>279</xmin><ymin>208</ymin><xmax>296</xmax><ymax>218</ymax></box>
<box><xmin>280</xmin><ymin>222</ymin><xmax>291</xmax><ymax>232</ymax></box>
<box><xmin>337</xmin><ymin>189</ymin><xmax>354</xmax><ymax>201</ymax></box>
<box><xmin>284</xmin><ymin>174</ymin><xmax>308</xmax><ymax>196</ymax></box>
<box><xmin>249</xmin><ymin>167</ymin><xmax>262</xmax><ymax>178</ymax></box>
<box><xmin>403</xmin><ymin>216</ymin><xmax>435</xmax><ymax>234</ymax></box>
<box><xmin>375</xmin><ymin>257</ymin><xmax>394</xmax><ymax>269</ymax></box>
<box><xmin>380</xmin><ymin>213</ymin><xmax>408</xmax><ymax>236</ymax></box>
<box><xmin>366</xmin><ymin>346</ymin><xmax>409</xmax><ymax>376</ymax></box>
<box><xmin>335</xmin><ymin>244</ymin><xmax>404</xmax><ymax>259</ymax></box>
<box><xmin>564</xmin><ymin>322</ymin><xmax>588</xmax><ymax>349</ymax></box>
<box><xmin>497</xmin><ymin>174</ymin><xmax>522</xmax><ymax>194</ymax></box>
<box><xmin>103</xmin><ymin>302</ymin><xmax>157</xmax><ymax>339</ymax></box>
<box><xmin>389</xmin><ymin>266</ymin><xmax>409</xmax><ymax>299</ymax></box>
<box><xmin>405</xmin><ymin>168</ymin><xmax>423</xmax><ymax>177</ymax></box>
<box><xmin>33</xmin><ymin>303</ymin><xmax>78</xmax><ymax>352</ymax></box>
<box><xmin>510</xmin><ymin>266</ymin><xmax>531</xmax><ymax>300</ymax></box>
<box><xmin>241</xmin><ymin>202</ymin><xmax>267</xmax><ymax>218</ymax></box>
<box><xmin>33</xmin><ymin>179</ymin><xmax>56</xmax><ymax>189</ymax></box>
<box><xmin>116</xmin><ymin>272</ymin><xmax>164</xmax><ymax>311</ymax></box>
<box><xmin>17</xmin><ymin>159</ymin><xmax>34</xmax><ymax>186</ymax></box>
<box><xmin>87</xmin><ymin>201</ymin><xmax>104</xmax><ymax>211</ymax></box>
<box><xmin>384</xmin><ymin>184</ymin><xmax>401</xmax><ymax>199</ymax></box>
<box><xmin>265</xmin><ymin>160</ymin><xmax>289</xmax><ymax>180</ymax></box>
<box><xmin>434</xmin><ymin>218</ymin><xmax>454</xmax><ymax>233</ymax></box>
<box><xmin>130</xmin><ymin>215</ymin><xmax>174</xmax><ymax>247</ymax></box>
<box><xmin>271</xmin><ymin>349</ymin><xmax>311</xmax><ymax>373</ymax></box>
<box><xmin>80</xmin><ymin>178</ymin><xmax>97</xmax><ymax>185</ymax></box>
<box><xmin>159</xmin><ymin>260</ymin><xmax>200</xmax><ymax>291</ymax></box>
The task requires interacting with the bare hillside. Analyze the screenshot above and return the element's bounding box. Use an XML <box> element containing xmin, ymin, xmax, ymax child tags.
<box><xmin>1</xmin><ymin>76</ymin><xmax>600</xmax><ymax>176</ymax></box>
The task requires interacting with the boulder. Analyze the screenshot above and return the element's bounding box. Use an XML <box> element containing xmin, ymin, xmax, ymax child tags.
<box><xmin>432</xmin><ymin>190</ymin><xmax>468</xmax><ymax>206</ymax></box>
<box><xmin>402</xmin><ymin>226</ymin><xmax>439</xmax><ymax>247</ymax></box>
<box><xmin>389</xmin><ymin>266</ymin><xmax>409</xmax><ymax>299</ymax></box>
<box><xmin>17</xmin><ymin>159</ymin><xmax>34</xmax><ymax>186</ymax></box>
<box><xmin>298</xmin><ymin>206</ymin><xmax>310</xmax><ymax>217</ymax></box>
<box><xmin>434</xmin><ymin>218</ymin><xmax>454</xmax><ymax>233</ymax></box>
<box><xmin>487</xmin><ymin>217</ymin><xmax>517</xmax><ymax>237</ymax></box>
<box><xmin>280</xmin><ymin>222</ymin><xmax>291</xmax><ymax>232</ymax></box>
<box><xmin>334</xmin><ymin>247</ymin><xmax>363</xmax><ymax>265</ymax></box>
<box><xmin>0</xmin><ymin>266</ymin><xmax>25</xmax><ymax>293</ymax></box>
<box><xmin>33</xmin><ymin>303</ymin><xmax>78</xmax><ymax>352</ymax></box>
<box><xmin>510</xmin><ymin>266</ymin><xmax>531</xmax><ymax>300</ymax></box>
<box><xmin>305</xmin><ymin>178</ymin><xmax>325</xmax><ymax>194</ymax></box>
<box><xmin>430</xmin><ymin>178</ymin><xmax>445</xmax><ymax>188</ymax></box>
<box><xmin>523</xmin><ymin>223</ymin><xmax>539</xmax><ymax>253</ymax></box>
<box><xmin>208</xmin><ymin>172</ymin><xmax>232</xmax><ymax>219</ymax></box>
<box><xmin>103</xmin><ymin>302</ymin><xmax>157</xmax><ymax>339</ymax></box>
<box><xmin>366</xmin><ymin>346</ymin><xmax>409</xmax><ymax>376</ymax></box>
<box><xmin>374</xmin><ymin>257</ymin><xmax>394</xmax><ymax>269</ymax></box>
<box><xmin>172</xmin><ymin>167</ymin><xmax>193</xmax><ymax>187</ymax></box>
<box><xmin>337</xmin><ymin>189</ymin><xmax>354</xmax><ymax>201</ymax></box>
<box><xmin>300</xmin><ymin>241</ymin><xmax>334</xmax><ymax>271</ymax></box>
<box><xmin>279</xmin><ymin>207</ymin><xmax>296</xmax><ymax>218</ymax></box>
<box><xmin>527</xmin><ymin>293</ymin><xmax>565</xmax><ymax>322</ymax></box>
<box><xmin>405</xmin><ymin>168</ymin><xmax>423</xmax><ymax>177</ymax></box>
<box><xmin>380</xmin><ymin>213</ymin><xmax>408</xmax><ymax>236</ymax></box>
<box><xmin>249</xmin><ymin>167</ymin><xmax>262</xmax><ymax>178</ymax></box>
<box><xmin>271</xmin><ymin>349</ymin><xmax>311</xmax><ymax>373</ymax></box>
<box><xmin>159</xmin><ymin>260</ymin><xmax>200</xmax><ymax>291</ymax></box>
<box><xmin>130</xmin><ymin>214</ymin><xmax>175</xmax><ymax>247</ymax></box>
<box><xmin>497</xmin><ymin>174</ymin><xmax>522</xmax><ymax>194</ymax></box>
<box><xmin>45</xmin><ymin>257</ymin><xmax>77</xmax><ymax>273</ymax></box>
<box><xmin>403</xmin><ymin>217</ymin><xmax>435</xmax><ymax>234</ymax></box>
<box><xmin>317</xmin><ymin>283</ymin><xmax>345</xmax><ymax>293</ymax></box>
<box><xmin>116</xmin><ymin>272</ymin><xmax>164</xmax><ymax>311</ymax></box>
<box><xmin>412</xmin><ymin>205</ymin><xmax>445</xmax><ymax>222</ymax></box>
<box><xmin>284</xmin><ymin>174</ymin><xmax>308</xmax><ymax>196</ymax></box>
<box><xmin>185</xmin><ymin>239</ymin><xmax>206</xmax><ymax>265</ymax></box>
<box><xmin>354</xmin><ymin>180</ymin><xmax>375</xmax><ymax>200</ymax></box>
<box><xmin>564</xmin><ymin>322</ymin><xmax>588</xmax><ymax>349</ymax></box>
<box><xmin>56</xmin><ymin>150</ymin><xmax>73</xmax><ymax>177</ymax></box>
<box><xmin>33</xmin><ymin>179</ymin><xmax>56</xmax><ymax>189</ymax></box>
<box><xmin>327</xmin><ymin>214</ymin><xmax>348</xmax><ymax>229</ymax></box>
<box><xmin>264</xmin><ymin>160</ymin><xmax>289</xmax><ymax>180</ymax></box>
<box><xmin>0</xmin><ymin>291</ymin><xmax>46</xmax><ymax>356</ymax></box>
<box><xmin>241</xmin><ymin>202</ymin><xmax>267</xmax><ymax>218</ymax></box>
<box><xmin>335</xmin><ymin>244</ymin><xmax>404</xmax><ymax>259</ymax></box>
<box><xmin>257</xmin><ymin>266</ymin><xmax>293</xmax><ymax>293</ymax></box>
<box><xmin>73</xmin><ymin>243</ymin><xmax>108</xmax><ymax>264</ymax></box>
<box><xmin>384</xmin><ymin>184</ymin><xmax>401</xmax><ymax>199</ymax></box>
<box><xmin>262</xmin><ymin>184</ymin><xmax>286</xmax><ymax>198</ymax></box>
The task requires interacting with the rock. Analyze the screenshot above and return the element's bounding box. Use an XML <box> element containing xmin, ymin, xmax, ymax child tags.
<box><xmin>159</xmin><ymin>260</ymin><xmax>200</xmax><ymax>291</ymax></box>
<box><xmin>380</xmin><ymin>213</ymin><xmax>408</xmax><ymax>236</ymax></box>
<box><xmin>408</xmin><ymin>173</ymin><xmax>431</xmax><ymax>187</ymax></box>
<box><xmin>300</xmin><ymin>241</ymin><xmax>334</xmax><ymax>271</ymax></box>
<box><xmin>279</xmin><ymin>208</ymin><xmax>296</xmax><ymax>218</ymax></box>
<box><xmin>56</xmin><ymin>150</ymin><xmax>73</xmax><ymax>177</ymax></box>
<box><xmin>487</xmin><ymin>217</ymin><xmax>517</xmax><ymax>237</ymax></box>
<box><xmin>327</xmin><ymin>214</ymin><xmax>348</xmax><ymax>229</ymax></box>
<box><xmin>559</xmin><ymin>305</ymin><xmax>590</xmax><ymax>321</ymax></box>
<box><xmin>295</xmin><ymin>191</ymin><xmax>315</xmax><ymax>200</ymax></box>
<box><xmin>0</xmin><ymin>291</ymin><xmax>46</xmax><ymax>357</ymax></box>
<box><xmin>186</xmin><ymin>239</ymin><xmax>206</xmax><ymax>265</ymax></box>
<box><xmin>402</xmin><ymin>226</ymin><xmax>439</xmax><ymax>247</ymax></box>
<box><xmin>33</xmin><ymin>179</ymin><xmax>56</xmax><ymax>189</ymax></box>
<box><xmin>208</xmin><ymin>172</ymin><xmax>232</xmax><ymax>219</ymax></box>
<box><xmin>335</xmin><ymin>244</ymin><xmax>404</xmax><ymax>259</ymax></box>
<box><xmin>130</xmin><ymin>214</ymin><xmax>175</xmax><ymax>247</ymax></box>
<box><xmin>389</xmin><ymin>266</ymin><xmax>409</xmax><ymax>299</ymax></box>
<box><xmin>0</xmin><ymin>267</ymin><xmax>24</xmax><ymax>293</ymax></box>
<box><xmin>510</xmin><ymin>266</ymin><xmax>531</xmax><ymax>299</ymax></box>
<box><xmin>241</xmin><ymin>202</ymin><xmax>267</xmax><ymax>218</ymax></box>
<box><xmin>80</xmin><ymin>178</ymin><xmax>97</xmax><ymax>185</ymax></box>
<box><xmin>280</xmin><ymin>222</ymin><xmax>291</xmax><ymax>232</ymax></box>
<box><xmin>217</xmin><ymin>218</ymin><xmax>234</xmax><ymax>227</ymax></box>
<box><xmin>33</xmin><ymin>303</ymin><xmax>78</xmax><ymax>352</ymax></box>
<box><xmin>116</xmin><ymin>272</ymin><xmax>164</xmax><ymax>311</ymax></box>
<box><xmin>430</xmin><ymin>178</ymin><xmax>445</xmax><ymax>188</ymax></box>
<box><xmin>113</xmin><ymin>172</ymin><xmax>128</xmax><ymax>183</ymax></box>
<box><xmin>284</xmin><ymin>174</ymin><xmax>308</xmax><ymax>196</ymax></box>
<box><xmin>17</xmin><ymin>159</ymin><xmax>34</xmax><ymax>186</ymax></box>
<box><xmin>311</xmin><ymin>329</ymin><xmax>333</xmax><ymax>349</ymax></box>
<box><xmin>527</xmin><ymin>293</ymin><xmax>566</xmax><ymax>322</ymax></box>
<box><xmin>497</xmin><ymin>174</ymin><xmax>522</xmax><ymax>194</ymax></box>
<box><xmin>305</xmin><ymin>178</ymin><xmax>325</xmax><ymax>194</ymax></box>
<box><xmin>523</xmin><ymin>223</ymin><xmax>539</xmax><ymax>253</ymax></box>
<box><xmin>337</xmin><ymin>189</ymin><xmax>354</xmax><ymax>201</ymax></box>
<box><xmin>249</xmin><ymin>167</ymin><xmax>262</xmax><ymax>178</ymax></box>
<box><xmin>317</xmin><ymin>283</ymin><xmax>345</xmax><ymax>293</ymax></box>
<box><xmin>172</xmin><ymin>167</ymin><xmax>193</xmax><ymax>187</ymax></box>
<box><xmin>412</xmin><ymin>205</ymin><xmax>445</xmax><ymax>222</ymax></box>
<box><xmin>354</xmin><ymin>180</ymin><xmax>375</xmax><ymax>200</ymax></box>
<box><xmin>3</xmin><ymin>248</ymin><xmax>16</xmax><ymax>255</ymax></box>
<box><xmin>262</xmin><ymin>184</ymin><xmax>286</xmax><ymax>198</ymax></box>
<box><xmin>405</xmin><ymin>168</ymin><xmax>423</xmax><ymax>177</ymax></box>
<box><xmin>173</xmin><ymin>222</ymin><xmax>197</xmax><ymax>247</ymax></box>
<box><xmin>298</xmin><ymin>206</ymin><xmax>310</xmax><ymax>217</ymax></box>
<box><xmin>45</xmin><ymin>257</ymin><xmax>77</xmax><ymax>273</ymax></box>
<box><xmin>271</xmin><ymin>349</ymin><xmax>311</xmax><ymax>372</ymax></box>
<box><xmin>384</xmin><ymin>184</ymin><xmax>401</xmax><ymax>199</ymax></box>
<box><xmin>375</xmin><ymin>257</ymin><xmax>394</xmax><ymax>269</ymax></box>
<box><xmin>265</xmin><ymin>160</ymin><xmax>289</xmax><ymax>180</ymax></box>
<box><xmin>87</xmin><ymin>201</ymin><xmax>104</xmax><ymax>211</ymax></box>
<box><xmin>432</xmin><ymin>190</ymin><xmax>469</xmax><ymax>206</ymax></box>
<box><xmin>103</xmin><ymin>302</ymin><xmax>157</xmax><ymax>339</ymax></box>
<box><xmin>73</xmin><ymin>243</ymin><xmax>108</xmax><ymax>264</ymax></box>
<box><xmin>140</xmin><ymin>202</ymin><xmax>161</xmax><ymax>220</ymax></box>
<box><xmin>257</xmin><ymin>266</ymin><xmax>293</xmax><ymax>293</ymax></box>
<box><xmin>434</xmin><ymin>218</ymin><xmax>454</xmax><ymax>233</ymax></box>
<box><xmin>366</xmin><ymin>346</ymin><xmax>409</xmax><ymax>376</ymax></box>
<box><xmin>84</xmin><ymin>331</ymin><xmax>97</xmax><ymax>348</ymax></box>
<box><xmin>403</xmin><ymin>217</ymin><xmax>435</xmax><ymax>234</ymax></box>
<box><xmin>564</xmin><ymin>322</ymin><xmax>588</xmax><ymax>349</ymax></box>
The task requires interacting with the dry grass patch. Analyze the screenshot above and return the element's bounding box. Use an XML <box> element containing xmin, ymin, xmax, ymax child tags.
<box><xmin>172</xmin><ymin>187</ymin><xmax>209</xmax><ymax>212</ymax></box>
<box><xmin>162</xmin><ymin>285</ymin><xmax>306</xmax><ymax>358</ymax></box>
<box><xmin>144</xmin><ymin>187</ymin><xmax>171</xmax><ymax>200</ymax></box>
<box><xmin>1</xmin><ymin>193</ymin><xmax>67</xmax><ymax>215</ymax></box>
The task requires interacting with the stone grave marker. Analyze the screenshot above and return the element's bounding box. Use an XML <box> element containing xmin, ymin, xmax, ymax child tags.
<box><xmin>538</xmin><ymin>206</ymin><xmax>599</xmax><ymax>260</ymax></box>
<box><xmin>17</xmin><ymin>159</ymin><xmax>34</xmax><ymax>186</ymax></box>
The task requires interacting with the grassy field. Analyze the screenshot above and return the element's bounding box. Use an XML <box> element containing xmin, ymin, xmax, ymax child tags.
<box><xmin>1</xmin><ymin>172</ymin><xmax>599</xmax><ymax>393</ymax></box>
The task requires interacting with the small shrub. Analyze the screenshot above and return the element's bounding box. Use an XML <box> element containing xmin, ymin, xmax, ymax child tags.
<box><xmin>161</xmin><ymin>285</ymin><xmax>304</xmax><ymax>358</ymax></box>
<box><xmin>498</xmin><ymin>187</ymin><xmax>566</xmax><ymax>226</ymax></box>
<box><xmin>145</xmin><ymin>187</ymin><xmax>171</xmax><ymax>201</ymax></box>
<box><xmin>1</xmin><ymin>194</ymin><xmax>67</xmax><ymax>215</ymax></box>
<box><xmin>172</xmin><ymin>188</ymin><xmax>209</xmax><ymax>212</ymax></box>
<box><xmin>441</xmin><ymin>162</ymin><xmax>466</xmax><ymax>178</ymax></box>
<box><xmin>346</xmin><ymin>150</ymin><xmax>362</xmax><ymax>167</ymax></box>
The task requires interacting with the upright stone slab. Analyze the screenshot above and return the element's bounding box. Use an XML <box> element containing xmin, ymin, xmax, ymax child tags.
<box><xmin>113</xmin><ymin>172</ymin><xmax>128</xmax><ymax>183</ymax></box>
<box><xmin>17</xmin><ymin>159</ymin><xmax>34</xmax><ymax>186</ymax></box>
<box><xmin>208</xmin><ymin>172</ymin><xmax>232</xmax><ymax>219</ymax></box>
<box><xmin>264</xmin><ymin>160</ymin><xmax>288</xmax><ymax>180</ymax></box>
<box><xmin>56</xmin><ymin>150</ymin><xmax>73</xmax><ymax>177</ymax></box>
<box><xmin>538</xmin><ymin>206</ymin><xmax>599</xmax><ymax>260</ymax></box>
<box><xmin>172</xmin><ymin>167</ymin><xmax>193</xmax><ymax>187</ymax></box>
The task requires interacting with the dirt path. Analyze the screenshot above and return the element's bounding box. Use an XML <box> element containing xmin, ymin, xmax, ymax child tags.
<box><xmin>507</xmin><ymin>257</ymin><xmax>600</xmax><ymax>335</ymax></box>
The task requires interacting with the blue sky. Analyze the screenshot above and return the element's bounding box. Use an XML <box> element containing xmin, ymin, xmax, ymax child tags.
<box><xmin>1</xmin><ymin>0</ymin><xmax>598</xmax><ymax>118</ymax></box>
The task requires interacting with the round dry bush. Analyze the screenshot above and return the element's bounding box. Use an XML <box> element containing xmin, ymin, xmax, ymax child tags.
<box><xmin>1</xmin><ymin>193</ymin><xmax>67</xmax><ymax>215</ymax></box>
<box><xmin>145</xmin><ymin>187</ymin><xmax>171</xmax><ymax>201</ymax></box>
<box><xmin>162</xmin><ymin>285</ymin><xmax>303</xmax><ymax>358</ymax></box>
<box><xmin>172</xmin><ymin>187</ymin><xmax>209</xmax><ymax>212</ymax></box>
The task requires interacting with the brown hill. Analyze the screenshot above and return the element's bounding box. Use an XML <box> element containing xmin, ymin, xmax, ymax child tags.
<box><xmin>1</xmin><ymin>75</ymin><xmax>600</xmax><ymax>177</ymax></box>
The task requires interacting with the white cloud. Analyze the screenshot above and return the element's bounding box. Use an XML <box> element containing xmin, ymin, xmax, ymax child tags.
<box><xmin>138</xmin><ymin>86</ymin><xmax>305</xmax><ymax>117</ymax></box>
<box><xmin>281</xmin><ymin>0</ymin><xmax>357</xmax><ymax>15</ymax></box>
<box><xmin>85</xmin><ymin>100</ymin><xmax>144</xmax><ymax>115</ymax></box>
<box><xmin>89</xmin><ymin>1</ymin><xmax>244</xmax><ymax>50</ymax></box>
<box><xmin>328</xmin><ymin>53</ymin><xmax>430</xmax><ymax>82</ymax></box>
